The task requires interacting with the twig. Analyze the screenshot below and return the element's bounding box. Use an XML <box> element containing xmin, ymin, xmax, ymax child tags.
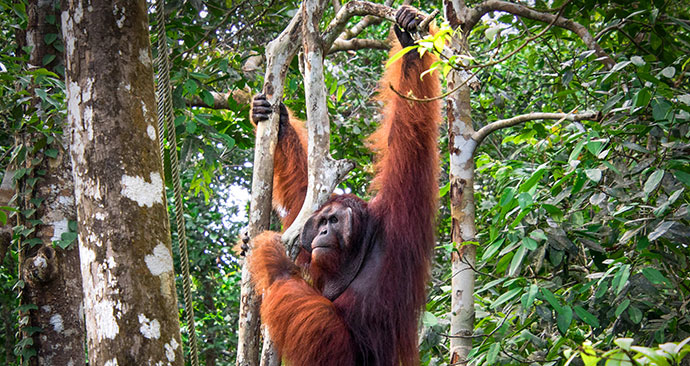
<box><xmin>466</xmin><ymin>0</ymin><xmax>616</xmax><ymax>69</ymax></box>
<box><xmin>467</xmin><ymin>0</ymin><xmax>569</xmax><ymax>70</ymax></box>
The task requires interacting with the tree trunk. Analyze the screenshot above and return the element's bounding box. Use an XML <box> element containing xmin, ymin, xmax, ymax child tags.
<box><xmin>237</xmin><ymin>9</ymin><xmax>303</xmax><ymax>366</ymax></box>
<box><xmin>202</xmin><ymin>279</ymin><xmax>218</xmax><ymax>366</ymax></box>
<box><xmin>444</xmin><ymin>1</ymin><xmax>478</xmax><ymax>365</ymax></box>
<box><xmin>16</xmin><ymin>1</ymin><xmax>87</xmax><ymax>364</ymax></box>
<box><xmin>62</xmin><ymin>1</ymin><xmax>183</xmax><ymax>364</ymax></box>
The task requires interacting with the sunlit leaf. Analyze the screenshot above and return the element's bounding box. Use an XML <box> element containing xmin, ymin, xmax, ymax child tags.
<box><xmin>490</xmin><ymin>287</ymin><xmax>522</xmax><ymax>309</ymax></box>
<box><xmin>643</xmin><ymin>169</ymin><xmax>664</xmax><ymax>196</ymax></box>
<box><xmin>648</xmin><ymin>220</ymin><xmax>674</xmax><ymax>241</ymax></box>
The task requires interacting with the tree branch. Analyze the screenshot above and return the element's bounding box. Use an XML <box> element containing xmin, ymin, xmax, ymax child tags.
<box><xmin>472</xmin><ymin>111</ymin><xmax>600</xmax><ymax>146</ymax></box>
<box><xmin>322</xmin><ymin>1</ymin><xmax>396</xmax><ymax>50</ymax></box>
<box><xmin>185</xmin><ymin>89</ymin><xmax>251</xmax><ymax>109</ymax></box>
<box><xmin>237</xmin><ymin>7</ymin><xmax>303</xmax><ymax>366</ymax></box>
<box><xmin>340</xmin><ymin>0</ymin><xmax>395</xmax><ymax>40</ymax></box>
<box><xmin>328</xmin><ymin>38</ymin><xmax>390</xmax><ymax>53</ymax></box>
<box><xmin>281</xmin><ymin>0</ymin><xmax>356</xmax><ymax>254</ymax></box>
<box><xmin>465</xmin><ymin>0</ymin><xmax>615</xmax><ymax>69</ymax></box>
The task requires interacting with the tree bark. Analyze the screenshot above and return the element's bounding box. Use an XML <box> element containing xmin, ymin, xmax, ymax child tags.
<box><xmin>236</xmin><ymin>6</ymin><xmax>303</xmax><ymax>366</ymax></box>
<box><xmin>62</xmin><ymin>1</ymin><xmax>183</xmax><ymax>364</ymax></box>
<box><xmin>443</xmin><ymin>2</ymin><xmax>478</xmax><ymax>365</ymax></box>
<box><xmin>443</xmin><ymin>1</ymin><xmax>609</xmax><ymax>363</ymax></box>
<box><xmin>16</xmin><ymin>1</ymin><xmax>86</xmax><ymax>364</ymax></box>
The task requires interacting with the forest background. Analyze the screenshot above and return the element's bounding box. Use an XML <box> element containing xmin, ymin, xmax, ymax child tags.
<box><xmin>0</xmin><ymin>0</ymin><xmax>689</xmax><ymax>365</ymax></box>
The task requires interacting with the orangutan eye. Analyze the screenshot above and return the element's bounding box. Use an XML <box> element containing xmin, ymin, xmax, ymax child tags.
<box><xmin>329</xmin><ymin>216</ymin><xmax>338</xmax><ymax>224</ymax></box>
<box><xmin>319</xmin><ymin>218</ymin><xmax>327</xmax><ymax>227</ymax></box>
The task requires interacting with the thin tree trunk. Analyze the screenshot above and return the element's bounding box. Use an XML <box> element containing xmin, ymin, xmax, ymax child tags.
<box><xmin>62</xmin><ymin>1</ymin><xmax>183</xmax><ymax>364</ymax></box>
<box><xmin>17</xmin><ymin>1</ymin><xmax>86</xmax><ymax>364</ymax></box>
<box><xmin>202</xmin><ymin>279</ymin><xmax>218</xmax><ymax>366</ymax></box>
<box><xmin>237</xmin><ymin>9</ymin><xmax>303</xmax><ymax>366</ymax></box>
<box><xmin>443</xmin><ymin>1</ymin><xmax>478</xmax><ymax>365</ymax></box>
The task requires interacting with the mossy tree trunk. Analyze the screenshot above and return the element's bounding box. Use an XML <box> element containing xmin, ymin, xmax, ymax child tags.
<box><xmin>15</xmin><ymin>0</ymin><xmax>86</xmax><ymax>364</ymax></box>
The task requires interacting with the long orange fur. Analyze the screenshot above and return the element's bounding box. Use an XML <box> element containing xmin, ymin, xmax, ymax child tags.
<box><xmin>248</xmin><ymin>26</ymin><xmax>441</xmax><ymax>365</ymax></box>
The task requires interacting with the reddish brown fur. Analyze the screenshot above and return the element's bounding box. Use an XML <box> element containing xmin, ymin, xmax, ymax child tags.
<box><xmin>248</xmin><ymin>30</ymin><xmax>440</xmax><ymax>366</ymax></box>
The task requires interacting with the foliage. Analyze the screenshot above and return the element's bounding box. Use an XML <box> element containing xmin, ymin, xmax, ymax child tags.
<box><xmin>1</xmin><ymin>0</ymin><xmax>689</xmax><ymax>365</ymax></box>
<box><xmin>568</xmin><ymin>337</ymin><xmax>690</xmax><ymax>366</ymax></box>
<box><xmin>436</xmin><ymin>1</ymin><xmax>690</xmax><ymax>365</ymax></box>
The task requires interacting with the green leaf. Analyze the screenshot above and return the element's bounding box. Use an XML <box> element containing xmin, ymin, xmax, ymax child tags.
<box><xmin>60</xmin><ymin>231</ymin><xmax>78</xmax><ymax>245</ymax></box>
<box><xmin>439</xmin><ymin>182</ymin><xmax>450</xmax><ymax>198</ymax></box>
<box><xmin>68</xmin><ymin>220</ymin><xmax>78</xmax><ymax>231</ymax></box>
<box><xmin>45</xmin><ymin>149</ymin><xmax>58</xmax><ymax>158</ymax></box>
<box><xmin>575</xmin><ymin>306</ymin><xmax>600</xmax><ymax>327</ymax></box>
<box><xmin>487</xmin><ymin>343</ymin><xmax>500</xmax><ymax>364</ymax></box>
<box><xmin>614</xmin><ymin>338</ymin><xmax>634</xmax><ymax>351</ymax></box>
<box><xmin>615</xmin><ymin>299</ymin><xmax>630</xmax><ymax>317</ymax></box>
<box><xmin>520</xmin><ymin>166</ymin><xmax>547</xmax><ymax>192</ymax></box>
<box><xmin>523</xmin><ymin>284</ymin><xmax>539</xmax><ymax>309</ymax></box>
<box><xmin>673</xmin><ymin>170</ymin><xmax>690</xmax><ymax>186</ymax></box>
<box><xmin>201</xmin><ymin>90</ymin><xmax>215</xmax><ymax>107</ymax></box>
<box><xmin>569</xmin><ymin>140</ymin><xmax>586</xmax><ymax>163</ymax></box>
<box><xmin>422</xmin><ymin>311</ymin><xmax>438</xmax><ymax>327</ymax></box>
<box><xmin>580</xmin><ymin>342</ymin><xmax>600</xmax><ymax>366</ymax></box>
<box><xmin>557</xmin><ymin>305</ymin><xmax>573</xmax><ymax>334</ymax></box>
<box><xmin>44</xmin><ymin>33</ymin><xmax>58</xmax><ymax>44</ymax></box>
<box><xmin>433</xmin><ymin>35</ymin><xmax>445</xmax><ymax>53</ymax></box>
<box><xmin>42</xmin><ymin>54</ymin><xmax>56</xmax><ymax>66</ymax></box>
<box><xmin>490</xmin><ymin>287</ymin><xmax>522</xmax><ymax>309</ymax></box>
<box><xmin>643</xmin><ymin>169</ymin><xmax>664</xmax><ymax>196</ymax></box>
<box><xmin>648</xmin><ymin>221</ymin><xmax>674</xmax><ymax>241</ymax></box>
<box><xmin>641</xmin><ymin>267</ymin><xmax>670</xmax><ymax>286</ymax></box>
<box><xmin>542</xmin><ymin>204</ymin><xmax>564</xmax><ymax>221</ymax></box>
<box><xmin>633</xmin><ymin>88</ymin><xmax>652</xmax><ymax>107</ymax></box>
<box><xmin>481</xmin><ymin>238</ymin><xmax>504</xmax><ymax>262</ymax></box>
<box><xmin>183</xmin><ymin>79</ymin><xmax>198</xmax><ymax>95</ymax></box>
<box><xmin>499</xmin><ymin>187</ymin><xmax>515</xmax><ymax>207</ymax></box>
<box><xmin>25</xmin><ymin>238</ymin><xmax>43</xmax><ymax>247</ymax></box>
<box><xmin>654</xmin><ymin>189</ymin><xmax>684</xmax><ymax>216</ymax></box>
<box><xmin>194</xmin><ymin>115</ymin><xmax>210</xmax><ymax>126</ymax></box>
<box><xmin>541</xmin><ymin>288</ymin><xmax>562</xmax><ymax>312</ymax></box>
<box><xmin>652</xmin><ymin>100</ymin><xmax>672</xmax><ymax>121</ymax></box>
<box><xmin>508</xmin><ymin>243</ymin><xmax>527</xmax><ymax>276</ymax></box>
<box><xmin>0</xmin><ymin>211</ymin><xmax>5</xmax><ymax>225</ymax></box>
<box><xmin>190</xmin><ymin>72</ymin><xmax>210</xmax><ymax>79</ymax></box>
<box><xmin>517</xmin><ymin>192</ymin><xmax>533</xmax><ymax>209</ymax></box>
<box><xmin>522</xmin><ymin>237</ymin><xmax>538</xmax><ymax>251</ymax></box>
<box><xmin>186</xmin><ymin>121</ymin><xmax>197</xmax><ymax>134</ymax></box>
<box><xmin>614</xmin><ymin>264</ymin><xmax>630</xmax><ymax>294</ymax></box>
<box><xmin>630</xmin><ymin>346</ymin><xmax>669</xmax><ymax>366</ymax></box>
<box><xmin>385</xmin><ymin>46</ymin><xmax>416</xmax><ymax>68</ymax></box>
<box><xmin>585</xmin><ymin>169</ymin><xmax>602</xmax><ymax>182</ymax></box>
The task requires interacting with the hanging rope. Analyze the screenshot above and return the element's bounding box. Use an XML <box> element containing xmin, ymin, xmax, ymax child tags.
<box><xmin>153</xmin><ymin>1</ymin><xmax>200</xmax><ymax>365</ymax></box>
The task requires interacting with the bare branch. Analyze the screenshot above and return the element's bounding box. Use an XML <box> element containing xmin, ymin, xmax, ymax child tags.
<box><xmin>185</xmin><ymin>88</ymin><xmax>251</xmax><ymax>109</ymax></box>
<box><xmin>237</xmin><ymin>7</ymin><xmax>303</xmax><ymax>366</ymax></box>
<box><xmin>472</xmin><ymin>111</ymin><xmax>600</xmax><ymax>146</ymax></box>
<box><xmin>342</xmin><ymin>0</ymin><xmax>395</xmax><ymax>40</ymax></box>
<box><xmin>465</xmin><ymin>0</ymin><xmax>615</xmax><ymax>69</ymax></box>
<box><xmin>328</xmin><ymin>38</ymin><xmax>390</xmax><ymax>53</ymax></box>
<box><xmin>322</xmin><ymin>1</ymin><xmax>396</xmax><ymax>50</ymax></box>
